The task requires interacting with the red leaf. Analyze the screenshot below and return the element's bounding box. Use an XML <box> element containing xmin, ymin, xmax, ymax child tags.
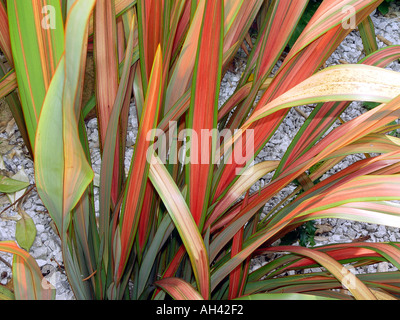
<box><xmin>117</xmin><ymin>46</ymin><xmax>162</xmax><ymax>279</ymax></box>
<box><xmin>188</xmin><ymin>0</ymin><xmax>223</xmax><ymax>227</ymax></box>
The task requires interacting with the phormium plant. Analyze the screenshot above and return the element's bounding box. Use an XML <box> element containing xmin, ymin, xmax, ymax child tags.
<box><xmin>0</xmin><ymin>0</ymin><xmax>400</xmax><ymax>300</ymax></box>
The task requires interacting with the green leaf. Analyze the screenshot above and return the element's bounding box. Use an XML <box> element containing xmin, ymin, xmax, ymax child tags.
<box><xmin>137</xmin><ymin>214</ymin><xmax>174</xmax><ymax>298</ymax></box>
<box><xmin>34</xmin><ymin>0</ymin><xmax>96</xmax><ymax>300</ymax></box>
<box><xmin>0</xmin><ymin>174</ymin><xmax>29</xmax><ymax>194</ymax></box>
<box><xmin>358</xmin><ymin>16</ymin><xmax>378</xmax><ymax>55</ymax></box>
<box><xmin>363</xmin><ymin>101</ymin><xmax>380</xmax><ymax>110</ymax></box>
<box><xmin>378</xmin><ymin>1</ymin><xmax>391</xmax><ymax>15</ymax></box>
<box><xmin>15</xmin><ymin>209</ymin><xmax>36</xmax><ymax>252</ymax></box>
<box><xmin>0</xmin><ymin>285</ymin><xmax>14</xmax><ymax>300</ymax></box>
<box><xmin>7</xmin><ymin>0</ymin><xmax>65</xmax><ymax>149</ymax></box>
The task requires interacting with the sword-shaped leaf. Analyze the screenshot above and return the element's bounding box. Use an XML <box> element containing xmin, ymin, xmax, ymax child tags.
<box><xmin>213</xmin><ymin>0</ymin><xmax>381</xmax><ymax>201</ymax></box>
<box><xmin>275</xmin><ymin>45</ymin><xmax>400</xmax><ymax>177</ymax></box>
<box><xmin>187</xmin><ymin>0</ymin><xmax>223</xmax><ymax>228</ymax></box>
<box><xmin>223</xmin><ymin>0</ymin><xmax>263</xmax><ymax>56</ymax></box>
<box><xmin>35</xmin><ymin>0</ymin><xmax>96</xmax><ymax>299</ymax></box>
<box><xmin>0</xmin><ymin>1</ymin><xmax>12</xmax><ymax>64</ymax></box>
<box><xmin>98</xmin><ymin>14</ymin><xmax>136</xmax><ymax>271</ymax></box>
<box><xmin>0</xmin><ymin>241</ymin><xmax>55</xmax><ymax>300</ymax></box>
<box><xmin>358</xmin><ymin>16</ymin><xmax>378</xmax><ymax>55</ymax></box>
<box><xmin>7</xmin><ymin>0</ymin><xmax>64</xmax><ymax>149</ymax></box>
<box><xmin>251</xmin><ymin>245</ymin><xmax>376</xmax><ymax>299</ymax></box>
<box><xmin>164</xmin><ymin>0</ymin><xmax>206</xmax><ymax>113</ymax></box>
<box><xmin>0</xmin><ymin>70</ymin><xmax>17</xmax><ymax>99</ymax></box>
<box><xmin>272</xmin><ymin>242</ymin><xmax>400</xmax><ymax>273</ymax></box>
<box><xmin>243</xmin><ymin>64</ymin><xmax>400</xmax><ymax>126</ymax></box>
<box><xmin>155</xmin><ymin>277</ymin><xmax>203</xmax><ymax>300</ymax></box>
<box><xmin>117</xmin><ymin>45</ymin><xmax>162</xmax><ymax>280</ymax></box>
<box><xmin>137</xmin><ymin>0</ymin><xmax>164</xmax><ymax>89</ymax></box>
<box><xmin>149</xmin><ymin>153</ymin><xmax>210</xmax><ymax>299</ymax></box>
<box><xmin>229</xmin><ymin>0</ymin><xmax>308</xmax><ymax>129</ymax></box>
<box><xmin>0</xmin><ymin>4</ymin><xmax>32</xmax><ymax>156</ymax></box>
<box><xmin>94</xmin><ymin>0</ymin><xmax>121</xmax><ymax>203</ymax></box>
<box><xmin>236</xmin><ymin>293</ymin><xmax>337</xmax><ymax>300</ymax></box>
<box><xmin>209</xmin><ymin>66</ymin><xmax>400</xmax><ymax>230</ymax></box>
<box><xmin>208</xmin><ymin>161</ymin><xmax>279</xmax><ymax>229</ymax></box>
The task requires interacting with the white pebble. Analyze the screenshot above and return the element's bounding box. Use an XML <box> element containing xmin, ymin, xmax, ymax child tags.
<box><xmin>36</xmin><ymin>224</ymin><xmax>45</xmax><ymax>234</ymax></box>
<box><xmin>377</xmin><ymin>262</ymin><xmax>389</xmax><ymax>273</ymax></box>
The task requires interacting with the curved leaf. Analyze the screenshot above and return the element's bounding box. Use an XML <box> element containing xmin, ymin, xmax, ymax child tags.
<box><xmin>243</xmin><ymin>64</ymin><xmax>400</xmax><ymax>127</ymax></box>
<box><xmin>0</xmin><ymin>241</ymin><xmax>54</xmax><ymax>300</ymax></box>
<box><xmin>245</xmin><ymin>245</ymin><xmax>377</xmax><ymax>300</ymax></box>
<box><xmin>206</xmin><ymin>161</ymin><xmax>279</xmax><ymax>230</ymax></box>
<box><xmin>155</xmin><ymin>278</ymin><xmax>203</xmax><ymax>300</ymax></box>
<box><xmin>0</xmin><ymin>174</ymin><xmax>29</xmax><ymax>194</ymax></box>
<box><xmin>236</xmin><ymin>292</ymin><xmax>337</xmax><ymax>300</ymax></box>
<box><xmin>149</xmin><ymin>153</ymin><xmax>210</xmax><ymax>299</ymax></box>
<box><xmin>35</xmin><ymin>0</ymin><xmax>96</xmax><ymax>300</ymax></box>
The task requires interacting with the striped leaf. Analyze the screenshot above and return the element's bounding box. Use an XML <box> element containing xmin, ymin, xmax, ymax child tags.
<box><xmin>207</xmin><ymin>161</ymin><xmax>279</xmax><ymax>230</ymax></box>
<box><xmin>186</xmin><ymin>0</ymin><xmax>223</xmax><ymax>228</ymax></box>
<box><xmin>34</xmin><ymin>0</ymin><xmax>96</xmax><ymax>299</ymax></box>
<box><xmin>7</xmin><ymin>0</ymin><xmax>64</xmax><ymax>149</ymax></box>
<box><xmin>0</xmin><ymin>1</ymin><xmax>12</xmax><ymax>64</ymax></box>
<box><xmin>358</xmin><ymin>15</ymin><xmax>378</xmax><ymax>55</ymax></box>
<box><xmin>228</xmin><ymin>0</ymin><xmax>308</xmax><ymax>129</ymax></box>
<box><xmin>137</xmin><ymin>0</ymin><xmax>164</xmax><ymax>89</ymax></box>
<box><xmin>213</xmin><ymin>0</ymin><xmax>381</xmax><ymax>202</ymax></box>
<box><xmin>209</xmin><ymin>66</ymin><xmax>400</xmax><ymax>230</ymax></box>
<box><xmin>210</xmin><ymin>172</ymin><xmax>400</xmax><ymax>294</ymax></box>
<box><xmin>250</xmin><ymin>246</ymin><xmax>376</xmax><ymax>300</ymax></box>
<box><xmin>117</xmin><ymin>45</ymin><xmax>162</xmax><ymax>280</ymax></box>
<box><xmin>275</xmin><ymin>45</ymin><xmax>400</xmax><ymax>177</ymax></box>
<box><xmin>164</xmin><ymin>0</ymin><xmax>206</xmax><ymax>113</ymax></box>
<box><xmin>0</xmin><ymin>70</ymin><xmax>17</xmax><ymax>99</ymax></box>
<box><xmin>98</xmin><ymin>13</ymin><xmax>136</xmax><ymax>274</ymax></box>
<box><xmin>149</xmin><ymin>153</ymin><xmax>210</xmax><ymax>299</ymax></box>
<box><xmin>223</xmin><ymin>0</ymin><xmax>263</xmax><ymax>56</ymax></box>
<box><xmin>243</xmin><ymin>64</ymin><xmax>400</xmax><ymax>126</ymax></box>
<box><xmin>94</xmin><ymin>0</ymin><xmax>121</xmax><ymax>204</ymax></box>
<box><xmin>155</xmin><ymin>278</ymin><xmax>204</xmax><ymax>300</ymax></box>
<box><xmin>0</xmin><ymin>241</ymin><xmax>55</xmax><ymax>300</ymax></box>
<box><xmin>236</xmin><ymin>293</ymin><xmax>337</xmax><ymax>300</ymax></box>
<box><xmin>274</xmin><ymin>242</ymin><xmax>400</xmax><ymax>272</ymax></box>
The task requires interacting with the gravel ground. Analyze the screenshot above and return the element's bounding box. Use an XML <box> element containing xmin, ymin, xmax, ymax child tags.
<box><xmin>0</xmin><ymin>4</ymin><xmax>399</xmax><ymax>299</ymax></box>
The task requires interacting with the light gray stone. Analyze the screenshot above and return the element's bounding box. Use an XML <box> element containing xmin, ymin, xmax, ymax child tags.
<box><xmin>377</xmin><ymin>262</ymin><xmax>389</xmax><ymax>273</ymax></box>
<box><xmin>31</xmin><ymin>246</ymin><xmax>48</xmax><ymax>260</ymax></box>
